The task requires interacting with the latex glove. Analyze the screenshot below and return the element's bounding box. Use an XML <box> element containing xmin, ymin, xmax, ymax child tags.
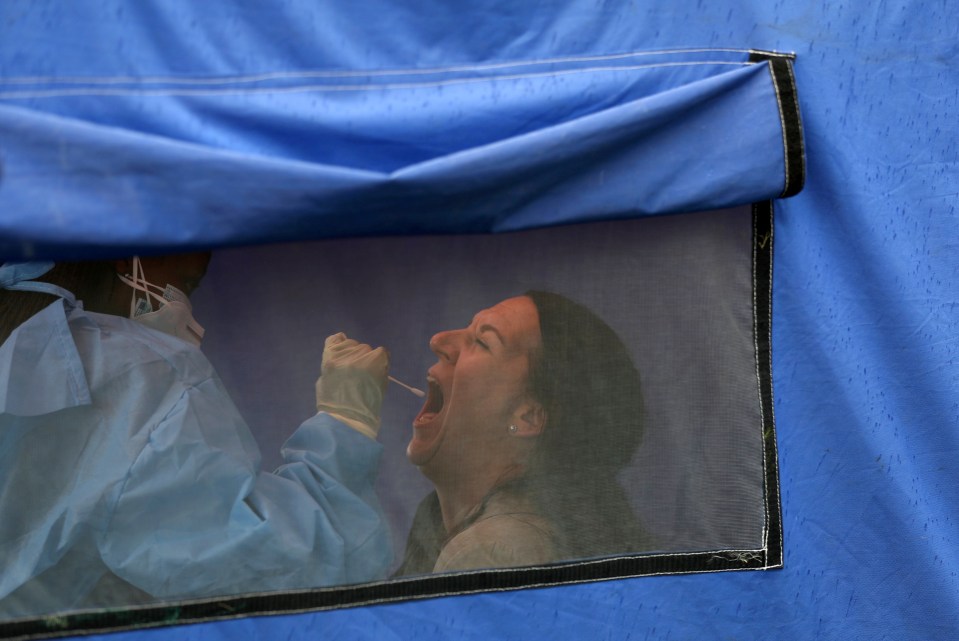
<box><xmin>315</xmin><ymin>332</ymin><xmax>389</xmax><ymax>440</ymax></box>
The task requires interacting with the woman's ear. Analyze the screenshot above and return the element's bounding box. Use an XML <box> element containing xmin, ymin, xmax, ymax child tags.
<box><xmin>511</xmin><ymin>400</ymin><xmax>547</xmax><ymax>437</ymax></box>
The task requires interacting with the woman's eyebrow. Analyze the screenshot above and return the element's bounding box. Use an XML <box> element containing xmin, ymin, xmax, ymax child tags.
<box><xmin>478</xmin><ymin>323</ymin><xmax>505</xmax><ymax>344</ymax></box>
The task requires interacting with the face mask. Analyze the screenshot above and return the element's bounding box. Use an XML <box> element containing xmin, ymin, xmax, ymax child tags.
<box><xmin>117</xmin><ymin>257</ymin><xmax>205</xmax><ymax>347</ymax></box>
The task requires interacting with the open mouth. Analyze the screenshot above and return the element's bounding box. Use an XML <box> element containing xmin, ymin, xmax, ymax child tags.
<box><xmin>408</xmin><ymin>373</ymin><xmax>450</xmax><ymax>466</ymax></box>
<box><xmin>414</xmin><ymin>376</ymin><xmax>445</xmax><ymax>425</ymax></box>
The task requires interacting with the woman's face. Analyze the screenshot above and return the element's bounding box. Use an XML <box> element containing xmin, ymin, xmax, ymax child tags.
<box><xmin>408</xmin><ymin>296</ymin><xmax>543</xmax><ymax>477</ymax></box>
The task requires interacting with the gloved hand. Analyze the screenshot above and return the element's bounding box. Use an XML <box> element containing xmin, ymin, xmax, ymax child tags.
<box><xmin>315</xmin><ymin>332</ymin><xmax>389</xmax><ymax>440</ymax></box>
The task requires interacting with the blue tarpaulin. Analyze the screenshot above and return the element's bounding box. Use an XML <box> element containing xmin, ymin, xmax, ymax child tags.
<box><xmin>1</xmin><ymin>47</ymin><xmax>794</xmax><ymax>258</ymax></box>
<box><xmin>1</xmin><ymin>1</ymin><xmax>956</xmax><ymax>639</ymax></box>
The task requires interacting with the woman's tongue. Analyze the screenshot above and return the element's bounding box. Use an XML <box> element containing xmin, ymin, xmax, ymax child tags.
<box><xmin>415</xmin><ymin>378</ymin><xmax>444</xmax><ymax>425</ymax></box>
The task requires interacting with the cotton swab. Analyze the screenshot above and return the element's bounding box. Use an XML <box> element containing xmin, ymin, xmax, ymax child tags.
<box><xmin>389</xmin><ymin>375</ymin><xmax>426</xmax><ymax>397</ymax></box>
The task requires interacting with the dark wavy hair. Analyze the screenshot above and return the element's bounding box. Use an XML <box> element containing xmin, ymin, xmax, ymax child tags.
<box><xmin>522</xmin><ymin>290</ymin><xmax>649</xmax><ymax>558</ymax></box>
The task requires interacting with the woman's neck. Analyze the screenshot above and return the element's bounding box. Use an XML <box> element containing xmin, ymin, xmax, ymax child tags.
<box><xmin>433</xmin><ymin>463</ymin><xmax>524</xmax><ymax>534</ymax></box>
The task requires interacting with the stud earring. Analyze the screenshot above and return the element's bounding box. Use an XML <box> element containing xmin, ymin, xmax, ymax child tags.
<box><xmin>508</xmin><ymin>424</ymin><xmax>519</xmax><ymax>435</ymax></box>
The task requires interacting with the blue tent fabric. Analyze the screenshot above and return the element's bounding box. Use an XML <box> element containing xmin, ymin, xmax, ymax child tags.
<box><xmin>1</xmin><ymin>2</ymin><xmax>957</xmax><ymax>641</ymax></box>
<box><xmin>1</xmin><ymin>50</ymin><xmax>796</xmax><ymax>259</ymax></box>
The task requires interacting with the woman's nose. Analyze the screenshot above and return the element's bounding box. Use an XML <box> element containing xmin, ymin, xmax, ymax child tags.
<box><xmin>430</xmin><ymin>330</ymin><xmax>461</xmax><ymax>363</ymax></box>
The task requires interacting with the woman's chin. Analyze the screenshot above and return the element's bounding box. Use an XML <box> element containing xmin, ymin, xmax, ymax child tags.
<box><xmin>407</xmin><ymin>421</ymin><xmax>442</xmax><ymax>467</ymax></box>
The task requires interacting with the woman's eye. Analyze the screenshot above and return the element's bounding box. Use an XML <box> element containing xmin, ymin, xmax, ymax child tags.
<box><xmin>475</xmin><ymin>337</ymin><xmax>490</xmax><ymax>351</ymax></box>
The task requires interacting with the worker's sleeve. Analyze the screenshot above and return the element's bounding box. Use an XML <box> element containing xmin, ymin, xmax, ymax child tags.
<box><xmin>97</xmin><ymin>376</ymin><xmax>392</xmax><ymax>599</ymax></box>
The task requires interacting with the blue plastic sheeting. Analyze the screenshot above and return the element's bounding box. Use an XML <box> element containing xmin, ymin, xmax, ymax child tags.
<box><xmin>1</xmin><ymin>46</ymin><xmax>791</xmax><ymax>260</ymax></box>
<box><xmin>1</xmin><ymin>2</ymin><xmax>957</xmax><ymax>641</ymax></box>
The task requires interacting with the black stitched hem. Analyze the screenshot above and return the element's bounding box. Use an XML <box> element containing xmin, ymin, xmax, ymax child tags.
<box><xmin>750</xmin><ymin>52</ymin><xmax>806</xmax><ymax>198</ymax></box>
<box><xmin>1</xmin><ymin>551</ymin><xmax>778</xmax><ymax>641</ymax></box>
<box><xmin>753</xmin><ymin>201</ymin><xmax>784</xmax><ymax>568</ymax></box>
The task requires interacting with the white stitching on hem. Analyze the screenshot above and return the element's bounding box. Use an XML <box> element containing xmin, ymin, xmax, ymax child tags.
<box><xmin>766</xmin><ymin>61</ymin><xmax>791</xmax><ymax>198</ymax></box>
<box><xmin>746</xmin><ymin>49</ymin><xmax>795</xmax><ymax>60</ymax></box>
<box><xmin>10</xmin><ymin>559</ymin><xmax>780</xmax><ymax>641</ymax></box>
<box><xmin>752</xmin><ymin>204</ymin><xmax>770</xmax><ymax>554</ymax></box>
<box><xmin>783</xmin><ymin>59</ymin><xmax>805</xmax><ymax>191</ymax></box>
<box><xmin>0</xmin><ymin>61</ymin><xmax>750</xmax><ymax>100</ymax></box>
<box><xmin>8</xmin><ymin>547</ymin><xmax>777</xmax><ymax>634</ymax></box>
<box><xmin>764</xmin><ymin>206</ymin><xmax>783</xmax><ymax>565</ymax></box>
<box><xmin>0</xmin><ymin>47</ymin><xmax>766</xmax><ymax>86</ymax></box>
<box><xmin>752</xmin><ymin>203</ymin><xmax>780</xmax><ymax>563</ymax></box>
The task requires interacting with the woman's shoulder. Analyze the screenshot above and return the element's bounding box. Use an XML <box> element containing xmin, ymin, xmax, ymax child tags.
<box><xmin>434</xmin><ymin>497</ymin><xmax>558</xmax><ymax>572</ymax></box>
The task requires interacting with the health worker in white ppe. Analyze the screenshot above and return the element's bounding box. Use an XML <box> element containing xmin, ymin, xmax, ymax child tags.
<box><xmin>0</xmin><ymin>256</ymin><xmax>392</xmax><ymax>618</ymax></box>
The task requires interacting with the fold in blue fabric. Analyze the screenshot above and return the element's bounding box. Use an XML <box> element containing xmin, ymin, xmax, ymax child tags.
<box><xmin>0</xmin><ymin>52</ymin><xmax>789</xmax><ymax>259</ymax></box>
